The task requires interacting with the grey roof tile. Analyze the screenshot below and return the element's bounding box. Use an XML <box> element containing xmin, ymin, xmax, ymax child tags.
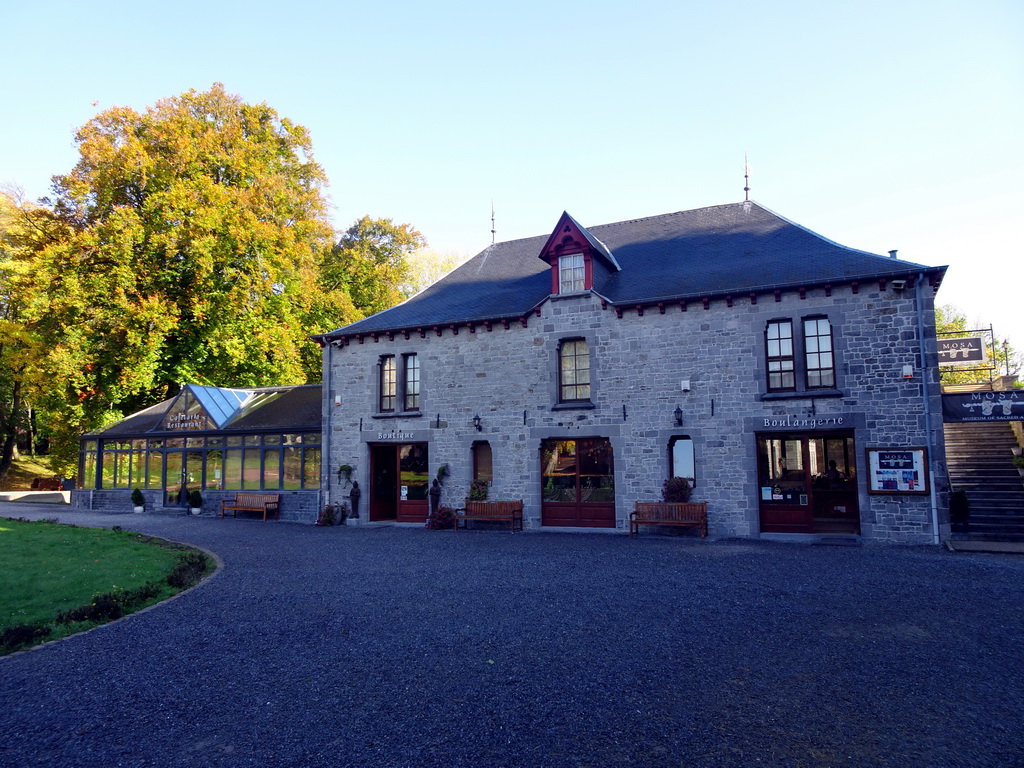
<box><xmin>323</xmin><ymin>201</ymin><xmax>944</xmax><ymax>337</ymax></box>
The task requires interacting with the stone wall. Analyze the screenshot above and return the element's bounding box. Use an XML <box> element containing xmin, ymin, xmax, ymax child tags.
<box><xmin>71</xmin><ymin>488</ymin><xmax>322</xmax><ymax>523</ymax></box>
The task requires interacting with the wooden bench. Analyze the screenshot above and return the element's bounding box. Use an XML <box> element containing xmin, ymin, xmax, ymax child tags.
<box><xmin>31</xmin><ymin>477</ymin><xmax>63</xmax><ymax>491</ymax></box>
<box><xmin>455</xmin><ymin>500</ymin><xmax>524</xmax><ymax>532</ymax></box>
<box><xmin>220</xmin><ymin>493</ymin><xmax>281</xmax><ymax>522</ymax></box>
<box><xmin>630</xmin><ymin>502</ymin><xmax>708</xmax><ymax>538</ymax></box>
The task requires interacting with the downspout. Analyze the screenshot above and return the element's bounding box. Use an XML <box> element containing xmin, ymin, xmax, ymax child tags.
<box><xmin>323</xmin><ymin>339</ymin><xmax>332</xmax><ymax>515</ymax></box>
<box><xmin>915</xmin><ymin>273</ymin><xmax>940</xmax><ymax>544</ymax></box>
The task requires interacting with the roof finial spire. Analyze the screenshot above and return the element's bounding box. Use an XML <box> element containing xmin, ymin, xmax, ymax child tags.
<box><xmin>743</xmin><ymin>153</ymin><xmax>751</xmax><ymax>202</ymax></box>
<box><xmin>490</xmin><ymin>200</ymin><xmax>496</xmax><ymax>244</ymax></box>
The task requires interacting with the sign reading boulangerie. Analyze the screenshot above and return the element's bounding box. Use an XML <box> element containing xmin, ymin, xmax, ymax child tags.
<box><xmin>942</xmin><ymin>391</ymin><xmax>1023</xmax><ymax>423</ymax></box>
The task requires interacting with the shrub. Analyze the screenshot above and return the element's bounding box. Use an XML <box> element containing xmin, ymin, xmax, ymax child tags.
<box><xmin>131</xmin><ymin>488</ymin><xmax>145</xmax><ymax>506</ymax></box>
<box><xmin>188</xmin><ymin>490</ymin><xmax>203</xmax><ymax>508</ymax></box>
<box><xmin>426</xmin><ymin>505</ymin><xmax>457</xmax><ymax>530</ymax></box>
<box><xmin>662</xmin><ymin>477</ymin><xmax>694</xmax><ymax>503</ymax></box>
<box><xmin>1</xmin><ymin>624</ymin><xmax>52</xmax><ymax>653</ymax></box>
<box><xmin>167</xmin><ymin>551</ymin><xmax>210</xmax><ymax>589</ymax></box>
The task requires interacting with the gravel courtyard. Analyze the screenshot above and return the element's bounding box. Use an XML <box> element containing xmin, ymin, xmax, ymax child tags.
<box><xmin>1</xmin><ymin>507</ymin><xmax>1022</xmax><ymax>768</ymax></box>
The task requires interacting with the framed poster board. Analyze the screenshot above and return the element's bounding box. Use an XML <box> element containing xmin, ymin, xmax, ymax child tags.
<box><xmin>866</xmin><ymin>447</ymin><xmax>929</xmax><ymax>494</ymax></box>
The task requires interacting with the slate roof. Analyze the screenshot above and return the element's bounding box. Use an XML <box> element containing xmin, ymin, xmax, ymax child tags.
<box><xmin>320</xmin><ymin>200</ymin><xmax>945</xmax><ymax>339</ymax></box>
<box><xmin>84</xmin><ymin>384</ymin><xmax>322</xmax><ymax>438</ymax></box>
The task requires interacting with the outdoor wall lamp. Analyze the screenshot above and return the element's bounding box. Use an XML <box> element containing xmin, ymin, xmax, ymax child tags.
<box><xmin>674</xmin><ymin>406</ymin><xmax>683</xmax><ymax>426</ymax></box>
<box><xmin>473</xmin><ymin>414</ymin><xmax>482</xmax><ymax>431</ymax></box>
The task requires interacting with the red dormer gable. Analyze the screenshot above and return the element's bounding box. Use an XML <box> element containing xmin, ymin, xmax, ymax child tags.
<box><xmin>537</xmin><ymin>212</ymin><xmax>620</xmax><ymax>294</ymax></box>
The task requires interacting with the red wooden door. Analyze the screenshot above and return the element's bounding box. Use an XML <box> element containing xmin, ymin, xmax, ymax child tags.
<box><xmin>541</xmin><ymin>438</ymin><xmax>616</xmax><ymax>528</ymax></box>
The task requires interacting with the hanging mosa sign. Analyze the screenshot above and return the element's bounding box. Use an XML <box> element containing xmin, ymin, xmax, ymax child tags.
<box><xmin>942</xmin><ymin>391</ymin><xmax>1024</xmax><ymax>423</ymax></box>
<box><xmin>938</xmin><ymin>337</ymin><xmax>986</xmax><ymax>366</ymax></box>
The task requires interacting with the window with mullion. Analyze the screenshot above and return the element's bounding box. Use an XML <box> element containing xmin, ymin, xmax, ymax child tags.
<box><xmin>804</xmin><ymin>317</ymin><xmax>835</xmax><ymax>388</ymax></box>
<box><xmin>559</xmin><ymin>339</ymin><xmax>591</xmax><ymax>402</ymax></box>
<box><xmin>404</xmin><ymin>354</ymin><xmax>420</xmax><ymax>411</ymax></box>
<box><xmin>559</xmin><ymin>253</ymin><xmax>585</xmax><ymax>293</ymax></box>
<box><xmin>379</xmin><ymin>355</ymin><xmax>397</xmax><ymax>412</ymax></box>
<box><xmin>766</xmin><ymin>320</ymin><xmax>795</xmax><ymax>391</ymax></box>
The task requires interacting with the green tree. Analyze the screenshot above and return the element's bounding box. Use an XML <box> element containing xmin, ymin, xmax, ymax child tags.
<box><xmin>321</xmin><ymin>216</ymin><xmax>426</xmax><ymax>316</ymax></box>
<box><xmin>0</xmin><ymin>189</ymin><xmax>70</xmax><ymax>477</ymax></box>
<box><xmin>25</xmin><ymin>84</ymin><xmax>348</xmax><ymax>472</ymax></box>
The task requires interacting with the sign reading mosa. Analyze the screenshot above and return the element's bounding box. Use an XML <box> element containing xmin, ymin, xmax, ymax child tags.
<box><xmin>942</xmin><ymin>391</ymin><xmax>1023</xmax><ymax>423</ymax></box>
<box><xmin>938</xmin><ymin>337</ymin><xmax>986</xmax><ymax>366</ymax></box>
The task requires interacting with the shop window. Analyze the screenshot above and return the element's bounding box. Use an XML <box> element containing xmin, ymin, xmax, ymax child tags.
<box><xmin>766</xmin><ymin>320</ymin><xmax>795</xmax><ymax>391</ymax></box>
<box><xmin>559</xmin><ymin>338</ymin><xmax>591</xmax><ymax>403</ymax></box>
<box><xmin>559</xmin><ymin>253</ymin><xmax>585</xmax><ymax>293</ymax></box>
<box><xmin>669</xmin><ymin>436</ymin><xmax>696</xmax><ymax>486</ymax></box>
<box><xmin>804</xmin><ymin>316</ymin><xmax>835</xmax><ymax>388</ymax></box>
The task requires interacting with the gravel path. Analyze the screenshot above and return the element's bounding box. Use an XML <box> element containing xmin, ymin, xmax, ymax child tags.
<box><xmin>1</xmin><ymin>506</ymin><xmax>1023</xmax><ymax>768</ymax></box>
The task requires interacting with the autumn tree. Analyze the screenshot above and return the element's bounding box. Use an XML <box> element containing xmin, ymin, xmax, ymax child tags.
<box><xmin>26</xmin><ymin>84</ymin><xmax>350</xmax><ymax>471</ymax></box>
<box><xmin>321</xmin><ymin>216</ymin><xmax>426</xmax><ymax>316</ymax></box>
<box><xmin>401</xmin><ymin>248</ymin><xmax>470</xmax><ymax>297</ymax></box>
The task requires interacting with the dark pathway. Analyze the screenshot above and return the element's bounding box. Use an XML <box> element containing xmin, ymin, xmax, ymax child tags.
<box><xmin>2</xmin><ymin>507</ymin><xmax>1023</xmax><ymax>767</ymax></box>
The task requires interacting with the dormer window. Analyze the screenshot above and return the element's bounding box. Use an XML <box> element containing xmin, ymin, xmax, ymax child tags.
<box><xmin>538</xmin><ymin>212</ymin><xmax>621</xmax><ymax>296</ymax></box>
<box><xmin>559</xmin><ymin>253</ymin><xmax>586</xmax><ymax>293</ymax></box>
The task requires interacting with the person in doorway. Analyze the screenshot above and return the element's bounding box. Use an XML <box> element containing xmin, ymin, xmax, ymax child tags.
<box><xmin>826</xmin><ymin>460</ymin><xmax>845</xmax><ymax>488</ymax></box>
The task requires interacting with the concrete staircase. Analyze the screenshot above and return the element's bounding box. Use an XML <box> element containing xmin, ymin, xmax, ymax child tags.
<box><xmin>944</xmin><ymin>421</ymin><xmax>1024</xmax><ymax>541</ymax></box>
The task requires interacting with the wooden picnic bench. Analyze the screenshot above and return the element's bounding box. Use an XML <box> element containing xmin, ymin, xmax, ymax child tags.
<box><xmin>630</xmin><ymin>502</ymin><xmax>708</xmax><ymax>538</ymax></box>
<box><xmin>455</xmin><ymin>500</ymin><xmax>524</xmax><ymax>532</ymax></box>
<box><xmin>220</xmin><ymin>493</ymin><xmax>281</xmax><ymax>521</ymax></box>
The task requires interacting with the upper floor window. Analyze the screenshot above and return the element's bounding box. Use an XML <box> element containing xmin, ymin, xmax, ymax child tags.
<box><xmin>559</xmin><ymin>253</ymin><xmax>585</xmax><ymax>293</ymax></box>
<box><xmin>559</xmin><ymin>338</ymin><xmax>591</xmax><ymax>402</ymax></box>
<box><xmin>766</xmin><ymin>320</ymin><xmax>795</xmax><ymax>391</ymax></box>
<box><xmin>803</xmin><ymin>317</ymin><xmax>835</xmax><ymax>388</ymax></box>
<box><xmin>379</xmin><ymin>355</ymin><xmax>397</xmax><ymax>412</ymax></box>
<box><xmin>404</xmin><ymin>354</ymin><xmax>420</xmax><ymax>410</ymax></box>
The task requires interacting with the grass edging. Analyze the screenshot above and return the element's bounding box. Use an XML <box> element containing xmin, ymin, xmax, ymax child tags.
<box><xmin>0</xmin><ymin>518</ymin><xmax>221</xmax><ymax>657</ymax></box>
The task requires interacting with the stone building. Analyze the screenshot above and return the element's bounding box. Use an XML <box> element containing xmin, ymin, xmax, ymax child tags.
<box><xmin>318</xmin><ymin>200</ymin><xmax>949</xmax><ymax>543</ymax></box>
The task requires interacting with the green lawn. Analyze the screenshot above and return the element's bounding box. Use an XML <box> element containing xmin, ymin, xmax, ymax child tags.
<box><xmin>0</xmin><ymin>518</ymin><xmax>212</xmax><ymax>654</ymax></box>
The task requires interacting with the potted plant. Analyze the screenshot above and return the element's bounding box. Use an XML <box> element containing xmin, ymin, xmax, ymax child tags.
<box><xmin>187</xmin><ymin>489</ymin><xmax>203</xmax><ymax>515</ymax></box>
<box><xmin>131</xmin><ymin>488</ymin><xmax>145</xmax><ymax>514</ymax></box>
<box><xmin>1014</xmin><ymin>455</ymin><xmax>1024</xmax><ymax>477</ymax></box>
<box><xmin>337</xmin><ymin>464</ymin><xmax>353</xmax><ymax>485</ymax></box>
<box><xmin>469</xmin><ymin>479</ymin><xmax>489</xmax><ymax>501</ymax></box>
<box><xmin>316</xmin><ymin>504</ymin><xmax>337</xmax><ymax>526</ymax></box>
<box><xmin>436</xmin><ymin>464</ymin><xmax>450</xmax><ymax>485</ymax></box>
<box><xmin>662</xmin><ymin>477</ymin><xmax>694</xmax><ymax>503</ymax></box>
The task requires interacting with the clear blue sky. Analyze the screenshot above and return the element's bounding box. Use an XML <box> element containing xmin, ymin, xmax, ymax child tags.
<box><xmin>2</xmin><ymin>0</ymin><xmax>1021</xmax><ymax>355</ymax></box>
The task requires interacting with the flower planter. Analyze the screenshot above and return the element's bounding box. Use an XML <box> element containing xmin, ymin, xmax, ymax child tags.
<box><xmin>133</xmin><ymin>506</ymin><xmax>144</xmax><ymax>514</ymax></box>
<box><xmin>189</xmin><ymin>507</ymin><xmax>202</xmax><ymax>516</ymax></box>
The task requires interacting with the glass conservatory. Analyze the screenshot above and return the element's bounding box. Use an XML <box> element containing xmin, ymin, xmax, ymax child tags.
<box><xmin>77</xmin><ymin>384</ymin><xmax>322</xmax><ymax>514</ymax></box>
